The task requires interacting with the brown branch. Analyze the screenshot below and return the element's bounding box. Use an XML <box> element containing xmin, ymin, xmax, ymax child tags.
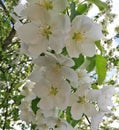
<box><xmin>83</xmin><ymin>114</ymin><xmax>91</xmax><ymax>125</ymax></box>
<box><xmin>0</xmin><ymin>0</ymin><xmax>14</xmax><ymax>24</ymax></box>
<box><xmin>2</xmin><ymin>27</ymin><xmax>16</xmax><ymax>50</ymax></box>
<box><xmin>0</xmin><ymin>0</ymin><xmax>16</xmax><ymax>50</ymax></box>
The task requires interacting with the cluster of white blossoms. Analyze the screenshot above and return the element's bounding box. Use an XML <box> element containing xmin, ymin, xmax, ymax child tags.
<box><xmin>14</xmin><ymin>0</ymin><xmax>115</xmax><ymax>129</ymax></box>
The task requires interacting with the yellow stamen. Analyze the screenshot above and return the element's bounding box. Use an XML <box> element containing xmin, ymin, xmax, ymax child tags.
<box><xmin>36</xmin><ymin>1</ymin><xmax>53</xmax><ymax>10</ymax></box>
<box><xmin>72</xmin><ymin>32</ymin><xmax>83</xmax><ymax>41</ymax></box>
<box><xmin>41</xmin><ymin>25</ymin><xmax>52</xmax><ymax>39</ymax></box>
<box><xmin>49</xmin><ymin>87</ymin><xmax>58</xmax><ymax>96</ymax></box>
<box><xmin>77</xmin><ymin>96</ymin><xmax>86</xmax><ymax>103</ymax></box>
<box><xmin>53</xmin><ymin>63</ymin><xmax>61</xmax><ymax>73</ymax></box>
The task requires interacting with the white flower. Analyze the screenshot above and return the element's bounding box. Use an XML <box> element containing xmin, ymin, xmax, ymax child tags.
<box><xmin>70</xmin><ymin>86</ymin><xmax>97</xmax><ymax>120</ymax></box>
<box><xmin>15</xmin><ymin>13</ymin><xmax>70</xmax><ymax>58</ymax></box>
<box><xmin>46</xmin><ymin>117</ymin><xmax>74</xmax><ymax>130</ymax></box>
<box><xmin>91</xmin><ymin>111</ymin><xmax>105</xmax><ymax>130</ymax></box>
<box><xmin>77</xmin><ymin>69</ymin><xmax>92</xmax><ymax>86</ymax></box>
<box><xmin>97</xmin><ymin>86</ymin><xmax>115</xmax><ymax>111</ymax></box>
<box><xmin>19</xmin><ymin>100</ymin><xmax>35</xmax><ymax>124</ymax></box>
<box><xmin>26</xmin><ymin>0</ymin><xmax>68</xmax><ymax>14</ymax></box>
<box><xmin>87</xmin><ymin>86</ymin><xmax>115</xmax><ymax>112</ymax></box>
<box><xmin>66</xmin><ymin>15</ymin><xmax>103</xmax><ymax>57</ymax></box>
<box><xmin>36</xmin><ymin>124</ymin><xmax>49</xmax><ymax>130</ymax></box>
<box><xmin>35</xmin><ymin>110</ymin><xmax>47</xmax><ymax>128</ymax></box>
<box><xmin>33</xmin><ymin>78</ymin><xmax>70</xmax><ymax>110</ymax></box>
<box><xmin>21</xmin><ymin>80</ymin><xmax>36</xmax><ymax>101</ymax></box>
<box><xmin>32</xmin><ymin>53</ymin><xmax>78</xmax><ymax>87</ymax></box>
<box><xmin>41</xmin><ymin>108</ymin><xmax>58</xmax><ymax>118</ymax></box>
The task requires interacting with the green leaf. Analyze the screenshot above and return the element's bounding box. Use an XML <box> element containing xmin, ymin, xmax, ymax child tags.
<box><xmin>95</xmin><ymin>40</ymin><xmax>103</xmax><ymax>54</ymax></box>
<box><xmin>86</xmin><ymin>55</ymin><xmax>96</xmax><ymax>72</ymax></box>
<box><xmin>77</xmin><ymin>4</ymin><xmax>88</xmax><ymax>14</ymax></box>
<box><xmin>72</xmin><ymin>54</ymin><xmax>84</xmax><ymax>70</ymax></box>
<box><xmin>66</xmin><ymin>106</ymin><xmax>72</xmax><ymax>123</ymax></box>
<box><xmin>70</xmin><ymin>2</ymin><xmax>76</xmax><ymax>21</ymax></box>
<box><xmin>31</xmin><ymin>97</ymin><xmax>40</xmax><ymax>114</ymax></box>
<box><xmin>61</xmin><ymin>47</ymin><xmax>68</xmax><ymax>55</ymax></box>
<box><xmin>96</xmin><ymin>55</ymin><xmax>107</xmax><ymax>84</ymax></box>
<box><xmin>66</xmin><ymin>107</ymin><xmax>80</xmax><ymax>127</ymax></box>
<box><xmin>87</xmin><ymin>0</ymin><xmax>107</xmax><ymax>11</ymax></box>
<box><xmin>70</xmin><ymin>2</ymin><xmax>80</xmax><ymax>21</ymax></box>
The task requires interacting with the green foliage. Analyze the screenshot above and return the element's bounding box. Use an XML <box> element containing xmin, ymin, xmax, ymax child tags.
<box><xmin>77</xmin><ymin>3</ymin><xmax>88</xmax><ymax>14</ymax></box>
<box><xmin>86</xmin><ymin>55</ymin><xmax>96</xmax><ymax>72</ymax></box>
<box><xmin>95</xmin><ymin>40</ymin><xmax>104</xmax><ymax>54</ymax></box>
<box><xmin>65</xmin><ymin>107</ymin><xmax>80</xmax><ymax>127</ymax></box>
<box><xmin>31</xmin><ymin>97</ymin><xmax>40</xmax><ymax>115</ymax></box>
<box><xmin>96</xmin><ymin>55</ymin><xmax>107</xmax><ymax>84</ymax></box>
<box><xmin>86</xmin><ymin>0</ymin><xmax>107</xmax><ymax>11</ymax></box>
<box><xmin>72</xmin><ymin>54</ymin><xmax>84</xmax><ymax>70</ymax></box>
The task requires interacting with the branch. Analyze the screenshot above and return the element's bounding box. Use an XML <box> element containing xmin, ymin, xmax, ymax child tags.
<box><xmin>0</xmin><ymin>0</ymin><xmax>14</xmax><ymax>24</ymax></box>
<box><xmin>0</xmin><ymin>0</ymin><xmax>16</xmax><ymax>50</ymax></box>
<box><xmin>2</xmin><ymin>27</ymin><xmax>16</xmax><ymax>50</ymax></box>
<box><xmin>83</xmin><ymin>114</ymin><xmax>91</xmax><ymax>125</ymax></box>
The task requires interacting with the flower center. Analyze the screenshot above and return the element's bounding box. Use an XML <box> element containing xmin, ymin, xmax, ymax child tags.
<box><xmin>36</xmin><ymin>1</ymin><xmax>53</xmax><ymax>10</ymax></box>
<box><xmin>41</xmin><ymin>25</ymin><xmax>52</xmax><ymax>39</ymax></box>
<box><xmin>49</xmin><ymin>87</ymin><xmax>58</xmax><ymax>96</ymax></box>
<box><xmin>78</xmin><ymin>72</ymin><xmax>82</xmax><ymax>79</ymax></box>
<box><xmin>72</xmin><ymin>32</ymin><xmax>83</xmax><ymax>41</ymax></box>
<box><xmin>53</xmin><ymin>63</ymin><xmax>61</xmax><ymax>73</ymax></box>
<box><xmin>77</xmin><ymin>96</ymin><xmax>86</xmax><ymax>104</ymax></box>
<box><xmin>44</xmin><ymin>1</ymin><xmax>53</xmax><ymax>10</ymax></box>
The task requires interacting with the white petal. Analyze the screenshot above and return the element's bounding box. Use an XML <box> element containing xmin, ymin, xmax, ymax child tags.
<box><xmin>80</xmin><ymin>41</ymin><xmax>96</xmax><ymax>57</ymax></box>
<box><xmin>33</xmin><ymin>80</ymin><xmax>49</xmax><ymax>97</ymax></box>
<box><xmin>56</xmin><ymin>54</ymin><xmax>75</xmax><ymax>67</ymax></box>
<box><xmin>66</xmin><ymin>39</ymin><xmax>80</xmax><ymax>58</ymax></box>
<box><xmin>84</xmin><ymin>103</ymin><xmax>96</xmax><ymax>117</ymax></box>
<box><xmin>91</xmin><ymin>112</ymin><xmax>105</xmax><ymax>130</ymax></box>
<box><xmin>71</xmin><ymin>103</ymin><xmax>83</xmax><ymax>120</ymax></box>
<box><xmin>62</xmin><ymin>67</ymin><xmax>78</xmax><ymax>87</ymax></box>
<box><xmin>21</xmin><ymin>4</ymin><xmax>50</xmax><ymax>24</ymax></box>
<box><xmin>28</xmin><ymin>42</ymin><xmax>48</xmax><ymax>58</ymax></box>
<box><xmin>17</xmin><ymin>23</ymin><xmax>39</xmax><ymax>44</ymax></box>
<box><xmin>49</xmin><ymin>30</ymin><xmax>65</xmax><ymax>53</ymax></box>
<box><xmin>38</xmin><ymin>96</ymin><xmax>54</xmax><ymax>110</ymax></box>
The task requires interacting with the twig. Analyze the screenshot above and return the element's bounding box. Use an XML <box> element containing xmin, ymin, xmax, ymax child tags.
<box><xmin>2</xmin><ymin>27</ymin><xmax>16</xmax><ymax>50</ymax></box>
<box><xmin>0</xmin><ymin>0</ymin><xmax>14</xmax><ymax>24</ymax></box>
<box><xmin>0</xmin><ymin>0</ymin><xmax>16</xmax><ymax>50</ymax></box>
<box><xmin>83</xmin><ymin>114</ymin><xmax>91</xmax><ymax>125</ymax></box>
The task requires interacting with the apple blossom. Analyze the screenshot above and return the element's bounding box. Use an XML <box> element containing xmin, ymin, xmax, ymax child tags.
<box><xmin>77</xmin><ymin>69</ymin><xmax>92</xmax><ymax>86</ymax></box>
<box><xmin>97</xmin><ymin>86</ymin><xmax>115</xmax><ymax>111</ymax></box>
<box><xmin>19</xmin><ymin>100</ymin><xmax>35</xmax><ymax>124</ymax></box>
<box><xmin>20</xmin><ymin>80</ymin><xmax>36</xmax><ymax>101</ymax></box>
<box><xmin>91</xmin><ymin>112</ymin><xmax>105</xmax><ymax>130</ymax></box>
<box><xmin>87</xmin><ymin>86</ymin><xmax>115</xmax><ymax>112</ymax></box>
<box><xmin>26</xmin><ymin>0</ymin><xmax>68</xmax><ymax>14</ymax></box>
<box><xmin>15</xmin><ymin>13</ymin><xmax>70</xmax><ymax>58</ymax></box>
<box><xmin>46</xmin><ymin>117</ymin><xmax>74</xmax><ymax>130</ymax></box>
<box><xmin>32</xmin><ymin>53</ymin><xmax>78</xmax><ymax>87</ymax></box>
<box><xmin>66</xmin><ymin>15</ymin><xmax>103</xmax><ymax>57</ymax></box>
<box><xmin>70</xmin><ymin>86</ymin><xmax>97</xmax><ymax>120</ymax></box>
<box><xmin>33</xmin><ymin>78</ymin><xmax>70</xmax><ymax>110</ymax></box>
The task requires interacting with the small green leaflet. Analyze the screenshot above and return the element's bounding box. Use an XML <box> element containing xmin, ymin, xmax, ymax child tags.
<box><xmin>87</xmin><ymin>0</ymin><xmax>107</xmax><ymax>11</ymax></box>
<box><xmin>95</xmin><ymin>40</ymin><xmax>103</xmax><ymax>54</ymax></box>
<box><xmin>77</xmin><ymin>4</ymin><xmax>88</xmax><ymax>14</ymax></box>
<box><xmin>96</xmin><ymin>55</ymin><xmax>107</xmax><ymax>84</ymax></box>
<box><xmin>31</xmin><ymin>97</ymin><xmax>40</xmax><ymax>114</ymax></box>
<box><xmin>72</xmin><ymin>54</ymin><xmax>84</xmax><ymax>70</ymax></box>
<box><xmin>86</xmin><ymin>55</ymin><xmax>96</xmax><ymax>72</ymax></box>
